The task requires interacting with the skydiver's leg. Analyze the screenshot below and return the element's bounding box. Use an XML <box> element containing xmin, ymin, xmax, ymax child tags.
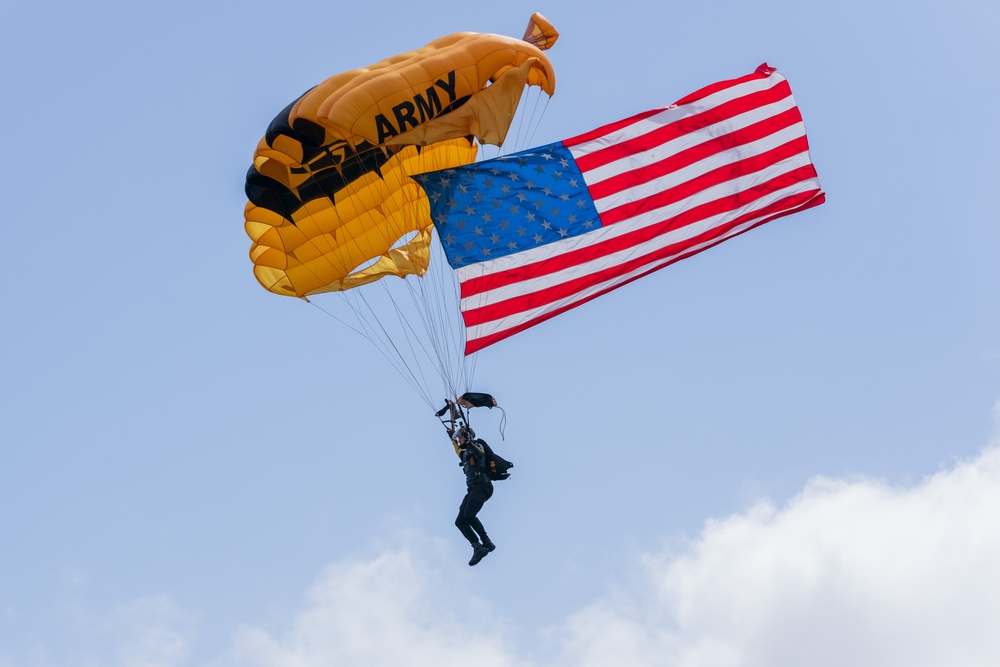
<box><xmin>456</xmin><ymin>485</ymin><xmax>490</xmax><ymax>545</ymax></box>
<box><xmin>455</xmin><ymin>492</ymin><xmax>481</xmax><ymax>545</ymax></box>
<box><xmin>478</xmin><ymin>484</ymin><xmax>495</xmax><ymax>551</ymax></box>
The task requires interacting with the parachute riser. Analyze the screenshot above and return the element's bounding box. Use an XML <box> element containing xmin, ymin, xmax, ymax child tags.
<box><xmin>434</xmin><ymin>391</ymin><xmax>504</xmax><ymax>440</ymax></box>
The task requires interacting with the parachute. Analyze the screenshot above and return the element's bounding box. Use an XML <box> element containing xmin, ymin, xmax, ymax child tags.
<box><xmin>244</xmin><ymin>15</ymin><xmax>559</xmax><ymax>408</ymax></box>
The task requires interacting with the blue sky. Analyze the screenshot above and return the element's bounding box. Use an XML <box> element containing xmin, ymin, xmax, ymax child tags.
<box><xmin>2</xmin><ymin>1</ymin><xmax>999</xmax><ymax>665</ymax></box>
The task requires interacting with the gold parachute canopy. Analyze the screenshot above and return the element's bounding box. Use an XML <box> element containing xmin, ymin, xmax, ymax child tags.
<box><xmin>245</xmin><ymin>14</ymin><xmax>558</xmax><ymax>298</ymax></box>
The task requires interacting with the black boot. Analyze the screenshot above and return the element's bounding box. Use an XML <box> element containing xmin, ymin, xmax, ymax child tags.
<box><xmin>482</xmin><ymin>538</ymin><xmax>496</xmax><ymax>553</ymax></box>
<box><xmin>469</xmin><ymin>542</ymin><xmax>490</xmax><ymax>566</ymax></box>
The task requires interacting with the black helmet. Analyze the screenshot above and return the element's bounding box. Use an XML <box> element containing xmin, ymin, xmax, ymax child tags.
<box><xmin>455</xmin><ymin>426</ymin><xmax>475</xmax><ymax>442</ymax></box>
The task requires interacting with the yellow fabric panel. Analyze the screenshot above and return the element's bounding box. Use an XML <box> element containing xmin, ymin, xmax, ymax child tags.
<box><xmin>244</xmin><ymin>202</ymin><xmax>285</xmax><ymax>229</ymax></box>
<box><xmin>253</xmin><ymin>264</ymin><xmax>296</xmax><ymax>294</ymax></box>
<box><xmin>263</xmin><ymin>134</ymin><xmax>304</xmax><ymax>165</ymax></box>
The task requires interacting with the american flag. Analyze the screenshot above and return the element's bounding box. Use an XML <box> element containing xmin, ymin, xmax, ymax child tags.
<box><xmin>414</xmin><ymin>64</ymin><xmax>825</xmax><ymax>354</ymax></box>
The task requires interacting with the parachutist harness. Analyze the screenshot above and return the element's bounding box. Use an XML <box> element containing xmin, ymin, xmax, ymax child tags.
<box><xmin>436</xmin><ymin>392</ymin><xmax>512</xmax><ymax>481</ymax></box>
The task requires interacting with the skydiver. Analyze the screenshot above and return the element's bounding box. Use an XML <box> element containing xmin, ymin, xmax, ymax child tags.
<box><xmin>450</xmin><ymin>426</ymin><xmax>496</xmax><ymax>566</ymax></box>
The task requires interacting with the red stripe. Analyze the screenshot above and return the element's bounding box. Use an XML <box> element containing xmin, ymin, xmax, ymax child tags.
<box><xmin>460</xmin><ymin>161</ymin><xmax>819</xmax><ymax>300</ymax></box>
<box><xmin>462</xmin><ymin>171</ymin><xmax>821</xmax><ymax>322</ymax></box>
<box><xmin>588</xmin><ymin>105</ymin><xmax>804</xmax><ymax>204</ymax></box>
<box><xmin>574</xmin><ymin>80</ymin><xmax>793</xmax><ymax>174</ymax></box>
<box><xmin>465</xmin><ymin>187</ymin><xmax>823</xmax><ymax>354</ymax></box>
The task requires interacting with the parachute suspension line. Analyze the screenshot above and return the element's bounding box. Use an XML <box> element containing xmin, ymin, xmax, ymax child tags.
<box><xmin>335</xmin><ymin>289</ymin><xmax>427</xmax><ymax>401</ymax></box>
<box><xmin>511</xmin><ymin>87</ymin><xmax>549</xmax><ymax>154</ymax></box>
<box><xmin>307</xmin><ymin>297</ymin><xmax>433</xmax><ymax>408</ymax></box>
<box><xmin>442</xmin><ymin>240</ymin><xmax>474</xmax><ymax>394</ymax></box>
<box><xmin>524</xmin><ymin>92</ymin><xmax>551</xmax><ymax>150</ymax></box>
<box><xmin>436</xmin><ymin>225</ymin><xmax>472</xmax><ymax>393</ymax></box>
<box><xmin>510</xmin><ymin>86</ymin><xmax>537</xmax><ymax>153</ymax></box>
<box><xmin>445</xmin><ymin>240</ymin><xmax>477</xmax><ymax>391</ymax></box>
<box><xmin>403</xmin><ymin>269</ymin><xmax>450</xmax><ymax>390</ymax></box>
<box><xmin>406</xmin><ymin>282</ymin><xmax>454</xmax><ymax>399</ymax></box>
<box><xmin>403</xmin><ymin>235</ymin><xmax>466</xmax><ymax>399</ymax></box>
<box><xmin>420</xmin><ymin>238</ymin><xmax>475</xmax><ymax>394</ymax></box>
<box><xmin>337</xmin><ymin>287</ymin><xmax>437</xmax><ymax>409</ymax></box>
<box><xmin>358</xmin><ymin>288</ymin><xmax>438</xmax><ymax>410</ymax></box>
<box><xmin>374</xmin><ymin>276</ymin><xmax>442</xmax><ymax>403</ymax></box>
<box><xmin>305</xmin><ymin>298</ymin><xmax>368</xmax><ymax>338</ymax></box>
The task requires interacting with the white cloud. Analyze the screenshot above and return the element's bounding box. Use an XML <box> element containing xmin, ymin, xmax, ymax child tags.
<box><xmin>220</xmin><ymin>549</ymin><xmax>517</xmax><ymax>667</ymax></box>
<box><xmin>557</xmin><ymin>443</ymin><xmax>1000</xmax><ymax>667</ymax></box>
<box><xmin>224</xmin><ymin>440</ymin><xmax>1000</xmax><ymax>667</ymax></box>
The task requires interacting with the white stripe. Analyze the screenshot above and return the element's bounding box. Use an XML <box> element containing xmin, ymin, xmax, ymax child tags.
<box><xmin>455</xmin><ymin>148</ymin><xmax>814</xmax><ymax>285</ymax></box>
<box><xmin>465</xmin><ymin>180</ymin><xmax>822</xmax><ymax>344</ymax></box>
<box><xmin>567</xmin><ymin>72</ymin><xmax>788</xmax><ymax>161</ymax></box>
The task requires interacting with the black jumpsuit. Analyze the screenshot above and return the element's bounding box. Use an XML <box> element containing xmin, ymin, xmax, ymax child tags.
<box><xmin>455</xmin><ymin>439</ymin><xmax>494</xmax><ymax>546</ymax></box>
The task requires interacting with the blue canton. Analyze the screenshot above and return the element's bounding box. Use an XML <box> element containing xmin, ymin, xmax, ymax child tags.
<box><xmin>413</xmin><ymin>142</ymin><xmax>602</xmax><ymax>269</ymax></box>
